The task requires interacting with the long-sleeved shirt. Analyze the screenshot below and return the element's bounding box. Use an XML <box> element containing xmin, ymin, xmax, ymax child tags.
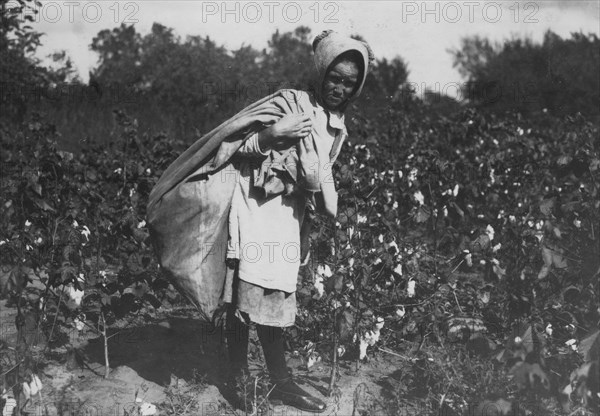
<box><xmin>226</xmin><ymin>91</ymin><xmax>347</xmax><ymax>292</ymax></box>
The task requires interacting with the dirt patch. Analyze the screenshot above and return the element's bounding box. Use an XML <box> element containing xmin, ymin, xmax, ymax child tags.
<box><xmin>1</xmin><ymin>300</ymin><xmax>404</xmax><ymax>416</ymax></box>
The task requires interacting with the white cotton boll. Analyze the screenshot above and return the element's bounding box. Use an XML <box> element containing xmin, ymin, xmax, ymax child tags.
<box><xmin>68</xmin><ymin>286</ymin><xmax>84</xmax><ymax>306</ymax></box>
<box><xmin>140</xmin><ymin>403</ymin><xmax>157</xmax><ymax>416</ymax></box>
<box><xmin>373</xmin><ymin>258</ymin><xmax>382</xmax><ymax>265</ymax></box>
<box><xmin>337</xmin><ymin>346</ymin><xmax>346</xmax><ymax>357</ymax></box>
<box><xmin>393</xmin><ymin>263</ymin><xmax>403</xmax><ymax>276</ymax></box>
<box><xmin>313</xmin><ymin>276</ymin><xmax>324</xmax><ymax>300</ymax></box>
<box><xmin>348</xmin><ymin>258</ymin><xmax>355</xmax><ymax>269</ymax></box>
<box><xmin>0</xmin><ymin>240</ymin><xmax>6</xmax><ymax>246</ymax></box>
<box><xmin>465</xmin><ymin>253</ymin><xmax>473</xmax><ymax>267</ymax></box>
<box><xmin>347</xmin><ymin>226</ymin><xmax>354</xmax><ymax>240</ymax></box>
<box><xmin>29</xmin><ymin>375</ymin><xmax>42</xmax><ymax>396</ymax></box>
<box><xmin>408</xmin><ymin>168</ymin><xmax>418</xmax><ymax>183</ymax></box>
<box><xmin>137</xmin><ymin>220</ymin><xmax>146</xmax><ymax>229</ymax></box>
<box><xmin>485</xmin><ymin>224</ymin><xmax>495</xmax><ymax>241</ymax></box>
<box><xmin>81</xmin><ymin>226</ymin><xmax>91</xmax><ymax>240</ymax></box>
<box><xmin>397</xmin><ymin>170</ymin><xmax>403</xmax><ymax>179</ymax></box>
<box><xmin>22</xmin><ymin>382</ymin><xmax>31</xmax><ymax>400</ymax></box>
<box><xmin>392</xmin><ymin>201</ymin><xmax>399</xmax><ymax>209</ymax></box>
<box><xmin>396</xmin><ymin>306</ymin><xmax>406</xmax><ymax>318</ymax></box>
<box><xmin>357</xmin><ymin>214</ymin><xmax>367</xmax><ymax>224</ymax></box>
<box><xmin>414</xmin><ymin>190</ymin><xmax>425</xmax><ymax>206</ymax></box>
<box><xmin>573</xmin><ymin>219</ymin><xmax>581</xmax><ymax>228</ymax></box>
<box><xmin>386</xmin><ymin>240</ymin><xmax>399</xmax><ymax>253</ymax></box>
<box><xmin>378</xmin><ymin>234</ymin><xmax>384</xmax><ymax>244</ymax></box>
<box><xmin>359</xmin><ymin>338</ymin><xmax>369</xmax><ymax>360</ymax></box>
<box><xmin>545</xmin><ymin>324</ymin><xmax>553</xmax><ymax>336</ymax></box>
<box><xmin>2</xmin><ymin>397</ymin><xmax>17</xmax><ymax>416</ymax></box>
<box><xmin>74</xmin><ymin>314</ymin><xmax>86</xmax><ymax>331</ymax></box>
<box><xmin>375</xmin><ymin>317</ymin><xmax>384</xmax><ymax>331</ymax></box>
<box><xmin>407</xmin><ymin>280</ymin><xmax>416</xmax><ymax>298</ymax></box>
<box><xmin>492</xmin><ymin>243</ymin><xmax>501</xmax><ymax>252</ymax></box>
<box><xmin>25</xmin><ymin>220</ymin><xmax>32</xmax><ymax>227</ymax></box>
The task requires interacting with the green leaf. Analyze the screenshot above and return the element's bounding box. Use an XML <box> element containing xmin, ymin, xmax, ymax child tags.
<box><xmin>415</xmin><ymin>206</ymin><xmax>430</xmax><ymax>223</ymax></box>
<box><xmin>143</xmin><ymin>293</ymin><xmax>162</xmax><ymax>309</ymax></box>
<box><xmin>34</xmin><ymin>199</ymin><xmax>56</xmax><ymax>212</ymax></box>
<box><xmin>539</xmin><ymin>198</ymin><xmax>554</xmax><ymax>216</ymax></box>
<box><xmin>510</xmin><ymin>362</ymin><xmax>550</xmax><ymax>391</ymax></box>
<box><xmin>578</xmin><ymin>330</ymin><xmax>600</xmax><ymax>362</ymax></box>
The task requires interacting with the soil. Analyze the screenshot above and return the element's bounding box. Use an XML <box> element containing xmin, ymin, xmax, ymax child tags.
<box><xmin>1</xmin><ymin>296</ymin><xmax>407</xmax><ymax>416</ymax></box>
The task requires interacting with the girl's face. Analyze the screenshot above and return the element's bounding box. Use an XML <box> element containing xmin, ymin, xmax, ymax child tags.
<box><xmin>322</xmin><ymin>59</ymin><xmax>360</xmax><ymax>111</ymax></box>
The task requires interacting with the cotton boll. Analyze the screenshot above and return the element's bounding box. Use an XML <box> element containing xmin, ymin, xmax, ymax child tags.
<box><xmin>29</xmin><ymin>375</ymin><xmax>42</xmax><ymax>396</ymax></box>
<box><xmin>74</xmin><ymin>314</ymin><xmax>86</xmax><ymax>331</ymax></box>
<box><xmin>485</xmin><ymin>224</ymin><xmax>495</xmax><ymax>241</ymax></box>
<box><xmin>68</xmin><ymin>286</ymin><xmax>84</xmax><ymax>306</ymax></box>
<box><xmin>465</xmin><ymin>253</ymin><xmax>473</xmax><ymax>267</ymax></box>
<box><xmin>2</xmin><ymin>397</ymin><xmax>17</xmax><ymax>416</ymax></box>
<box><xmin>359</xmin><ymin>338</ymin><xmax>369</xmax><ymax>360</ymax></box>
<box><xmin>414</xmin><ymin>191</ymin><xmax>425</xmax><ymax>205</ymax></box>
<box><xmin>22</xmin><ymin>382</ymin><xmax>31</xmax><ymax>400</ymax></box>
<box><xmin>407</xmin><ymin>280</ymin><xmax>416</xmax><ymax>298</ymax></box>
<box><xmin>313</xmin><ymin>276</ymin><xmax>324</xmax><ymax>300</ymax></box>
<box><xmin>140</xmin><ymin>403</ymin><xmax>157</xmax><ymax>416</ymax></box>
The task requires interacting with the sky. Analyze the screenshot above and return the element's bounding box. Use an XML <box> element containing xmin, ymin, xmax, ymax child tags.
<box><xmin>26</xmin><ymin>0</ymin><xmax>600</xmax><ymax>94</ymax></box>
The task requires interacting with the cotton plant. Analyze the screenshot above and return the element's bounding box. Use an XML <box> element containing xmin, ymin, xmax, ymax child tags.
<box><xmin>66</xmin><ymin>273</ymin><xmax>85</xmax><ymax>307</ymax></box>
<box><xmin>21</xmin><ymin>374</ymin><xmax>43</xmax><ymax>400</ymax></box>
<box><xmin>358</xmin><ymin>317</ymin><xmax>385</xmax><ymax>360</ymax></box>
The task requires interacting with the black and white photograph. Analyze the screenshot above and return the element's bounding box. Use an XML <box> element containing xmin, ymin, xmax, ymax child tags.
<box><xmin>1</xmin><ymin>1</ymin><xmax>599</xmax><ymax>415</ymax></box>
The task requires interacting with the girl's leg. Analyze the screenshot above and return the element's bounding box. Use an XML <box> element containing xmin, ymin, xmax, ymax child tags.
<box><xmin>256</xmin><ymin>324</ymin><xmax>326</xmax><ymax>412</ymax></box>
<box><xmin>225</xmin><ymin>304</ymin><xmax>249</xmax><ymax>376</ymax></box>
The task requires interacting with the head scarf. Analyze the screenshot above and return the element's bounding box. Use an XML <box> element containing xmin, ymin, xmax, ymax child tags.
<box><xmin>312</xmin><ymin>31</ymin><xmax>374</xmax><ymax>111</ymax></box>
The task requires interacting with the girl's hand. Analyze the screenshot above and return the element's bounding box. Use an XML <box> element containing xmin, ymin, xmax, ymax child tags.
<box><xmin>258</xmin><ymin>113</ymin><xmax>313</xmax><ymax>151</ymax></box>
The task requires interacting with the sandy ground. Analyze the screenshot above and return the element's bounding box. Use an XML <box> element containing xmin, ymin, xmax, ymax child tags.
<box><xmin>1</xmin><ymin>294</ymin><xmax>406</xmax><ymax>416</ymax></box>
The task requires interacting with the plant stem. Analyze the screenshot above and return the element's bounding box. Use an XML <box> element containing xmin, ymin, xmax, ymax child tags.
<box><xmin>44</xmin><ymin>288</ymin><xmax>64</xmax><ymax>353</ymax></box>
<box><xmin>328</xmin><ymin>307</ymin><xmax>338</xmax><ymax>396</ymax></box>
<box><xmin>100</xmin><ymin>311</ymin><xmax>110</xmax><ymax>378</ymax></box>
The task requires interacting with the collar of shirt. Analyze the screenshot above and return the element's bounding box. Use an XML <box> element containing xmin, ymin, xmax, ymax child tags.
<box><xmin>314</xmin><ymin>99</ymin><xmax>345</xmax><ymax>131</ymax></box>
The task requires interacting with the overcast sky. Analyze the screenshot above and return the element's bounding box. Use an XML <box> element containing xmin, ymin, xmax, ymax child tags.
<box><xmin>29</xmin><ymin>0</ymin><xmax>600</xmax><ymax>91</ymax></box>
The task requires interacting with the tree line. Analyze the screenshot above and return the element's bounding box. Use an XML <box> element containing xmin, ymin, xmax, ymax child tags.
<box><xmin>1</xmin><ymin>0</ymin><xmax>598</xmax><ymax>147</ymax></box>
